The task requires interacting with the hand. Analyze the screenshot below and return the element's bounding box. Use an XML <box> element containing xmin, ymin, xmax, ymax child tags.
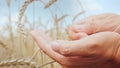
<box><xmin>31</xmin><ymin>30</ymin><xmax>120</xmax><ymax>68</ymax></box>
<box><xmin>30</xmin><ymin>13</ymin><xmax>120</xmax><ymax>68</ymax></box>
<box><xmin>67</xmin><ymin>13</ymin><xmax>120</xmax><ymax>40</ymax></box>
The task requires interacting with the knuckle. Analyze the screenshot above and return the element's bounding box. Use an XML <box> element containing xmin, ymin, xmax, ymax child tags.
<box><xmin>70</xmin><ymin>34</ymin><xmax>79</xmax><ymax>40</ymax></box>
<box><xmin>86</xmin><ymin>41</ymin><xmax>99</xmax><ymax>55</ymax></box>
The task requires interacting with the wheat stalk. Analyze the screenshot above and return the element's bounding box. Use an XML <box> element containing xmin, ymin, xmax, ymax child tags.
<box><xmin>40</xmin><ymin>61</ymin><xmax>55</xmax><ymax>67</ymax></box>
<box><xmin>77</xmin><ymin>0</ymin><xmax>86</xmax><ymax>17</ymax></box>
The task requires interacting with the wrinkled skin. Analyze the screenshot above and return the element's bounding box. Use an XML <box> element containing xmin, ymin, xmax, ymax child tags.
<box><xmin>31</xmin><ymin>13</ymin><xmax>120</xmax><ymax>68</ymax></box>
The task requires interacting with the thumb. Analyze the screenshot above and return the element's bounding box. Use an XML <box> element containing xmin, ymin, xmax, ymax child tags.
<box><xmin>52</xmin><ymin>36</ymin><xmax>96</xmax><ymax>56</ymax></box>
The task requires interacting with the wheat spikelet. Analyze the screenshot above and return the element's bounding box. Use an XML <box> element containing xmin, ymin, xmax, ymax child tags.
<box><xmin>0</xmin><ymin>40</ymin><xmax>8</xmax><ymax>50</ymax></box>
<box><xmin>0</xmin><ymin>58</ymin><xmax>56</xmax><ymax>68</ymax></box>
<box><xmin>0</xmin><ymin>40</ymin><xmax>13</xmax><ymax>54</ymax></box>
<box><xmin>53</xmin><ymin>14</ymin><xmax>69</xmax><ymax>39</ymax></box>
<box><xmin>53</xmin><ymin>14</ymin><xmax>59</xmax><ymax>39</ymax></box>
<box><xmin>6</xmin><ymin>0</ymin><xmax>11</xmax><ymax>7</ymax></box>
<box><xmin>19</xmin><ymin>0</ymin><xmax>33</xmax><ymax>22</ymax></box>
<box><xmin>72</xmin><ymin>11</ymin><xmax>85</xmax><ymax>22</ymax></box>
<box><xmin>18</xmin><ymin>0</ymin><xmax>34</xmax><ymax>43</ymax></box>
<box><xmin>45</xmin><ymin>0</ymin><xmax>57</xmax><ymax>8</ymax></box>
<box><xmin>58</xmin><ymin>15</ymin><xmax>68</xmax><ymax>22</ymax></box>
<box><xmin>0</xmin><ymin>58</ymin><xmax>39</xmax><ymax>67</ymax></box>
<box><xmin>18</xmin><ymin>0</ymin><xmax>40</xmax><ymax>42</ymax></box>
<box><xmin>54</xmin><ymin>14</ymin><xmax>68</xmax><ymax>24</ymax></box>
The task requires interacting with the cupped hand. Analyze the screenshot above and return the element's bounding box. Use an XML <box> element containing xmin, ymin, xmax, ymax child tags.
<box><xmin>31</xmin><ymin>30</ymin><xmax>120</xmax><ymax>68</ymax></box>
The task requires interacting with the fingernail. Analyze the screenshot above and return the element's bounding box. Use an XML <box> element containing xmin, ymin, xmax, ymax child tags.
<box><xmin>52</xmin><ymin>42</ymin><xmax>59</xmax><ymax>52</ymax></box>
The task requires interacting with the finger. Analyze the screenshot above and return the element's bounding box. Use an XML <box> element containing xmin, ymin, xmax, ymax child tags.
<box><xmin>68</xmin><ymin>24</ymin><xmax>93</xmax><ymax>34</ymax></box>
<box><xmin>67</xmin><ymin>29</ymin><xmax>88</xmax><ymax>40</ymax></box>
<box><xmin>52</xmin><ymin>32</ymin><xmax>120</xmax><ymax>57</ymax></box>
<box><xmin>67</xmin><ymin>24</ymin><xmax>91</xmax><ymax>40</ymax></box>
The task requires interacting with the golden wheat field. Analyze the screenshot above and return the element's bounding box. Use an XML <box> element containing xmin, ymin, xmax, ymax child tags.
<box><xmin>1</xmin><ymin>0</ymin><xmax>119</xmax><ymax>68</ymax></box>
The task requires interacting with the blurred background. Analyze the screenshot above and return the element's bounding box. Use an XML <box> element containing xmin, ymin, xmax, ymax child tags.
<box><xmin>0</xmin><ymin>0</ymin><xmax>120</xmax><ymax>68</ymax></box>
